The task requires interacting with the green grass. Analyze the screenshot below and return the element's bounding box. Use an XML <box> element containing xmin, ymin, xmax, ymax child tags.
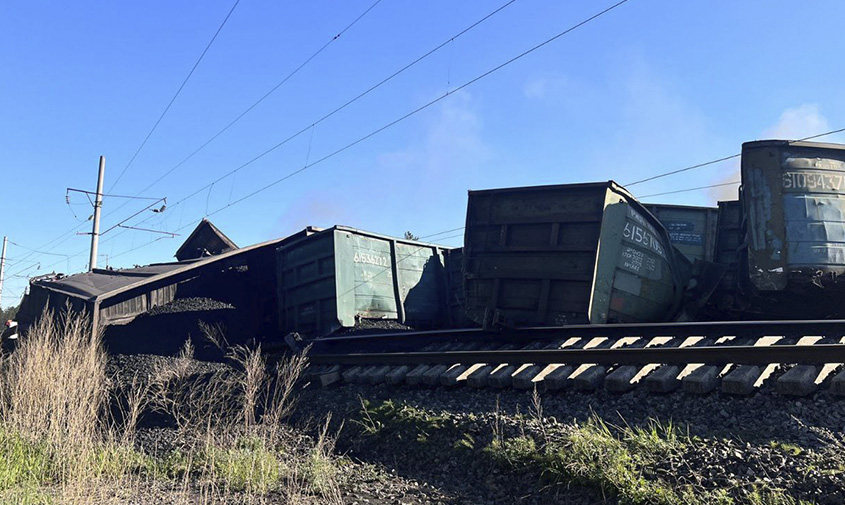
<box><xmin>482</xmin><ymin>415</ymin><xmax>815</xmax><ymax>505</ymax></box>
<box><xmin>356</xmin><ymin>398</ymin><xmax>447</xmax><ymax>442</ymax></box>
<box><xmin>0</xmin><ymin>430</ymin><xmax>54</xmax><ymax>491</ymax></box>
<box><xmin>768</xmin><ymin>441</ymin><xmax>803</xmax><ymax>457</ymax></box>
<box><xmin>202</xmin><ymin>438</ymin><xmax>284</xmax><ymax>493</ymax></box>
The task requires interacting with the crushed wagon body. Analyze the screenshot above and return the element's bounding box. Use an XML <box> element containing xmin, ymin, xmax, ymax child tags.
<box><xmin>462</xmin><ymin>181</ymin><xmax>689</xmax><ymax>327</ymax></box>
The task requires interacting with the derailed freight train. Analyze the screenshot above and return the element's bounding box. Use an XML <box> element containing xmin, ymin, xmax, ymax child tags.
<box><xmin>15</xmin><ymin>138</ymin><xmax>845</xmax><ymax>349</ymax></box>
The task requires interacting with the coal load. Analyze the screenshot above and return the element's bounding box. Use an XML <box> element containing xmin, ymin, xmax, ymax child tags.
<box><xmin>145</xmin><ymin>297</ymin><xmax>234</xmax><ymax>316</ymax></box>
<box><xmin>103</xmin><ymin>297</ymin><xmax>240</xmax><ymax>359</ymax></box>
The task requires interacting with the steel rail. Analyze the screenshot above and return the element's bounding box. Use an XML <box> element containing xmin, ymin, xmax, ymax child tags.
<box><xmin>309</xmin><ymin>343</ymin><xmax>845</xmax><ymax>366</ymax></box>
<box><xmin>314</xmin><ymin>319</ymin><xmax>845</xmax><ymax>346</ymax></box>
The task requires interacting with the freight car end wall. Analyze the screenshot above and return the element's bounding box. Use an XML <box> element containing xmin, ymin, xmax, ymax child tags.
<box><xmin>277</xmin><ymin>227</ymin><xmax>449</xmax><ymax>338</ymax></box>
<box><xmin>644</xmin><ymin>204</ymin><xmax>718</xmax><ymax>263</ymax></box>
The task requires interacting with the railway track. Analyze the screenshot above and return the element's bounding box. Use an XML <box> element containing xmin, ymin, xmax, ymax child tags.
<box><xmin>303</xmin><ymin>319</ymin><xmax>845</xmax><ymax>397</ymax></box>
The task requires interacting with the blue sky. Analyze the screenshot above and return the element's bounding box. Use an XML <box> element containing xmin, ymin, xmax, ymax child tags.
<box><xmin>2</xmin><ymin>0</ymin><xmax>845</xmax><ymax>308</ymax></box>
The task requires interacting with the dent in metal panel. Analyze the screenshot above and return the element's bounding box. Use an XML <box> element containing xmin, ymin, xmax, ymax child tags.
<box><xmin>747</xmin><ymin>167</ymin><xmax>776</xmax><ymax>253</ymax></box>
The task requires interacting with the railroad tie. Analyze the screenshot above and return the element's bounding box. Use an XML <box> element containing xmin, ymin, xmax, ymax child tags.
<box><xmin>387</xmin><ymin>342</ymin><xmax>440</xmax><ymax>385</ymax></box>
<box><xmin>438</xmin><ymin>342</ymin><xmax>485</xmax><ymax>387</ymax></box>
<box><xmin>466</xmin><ymin>343</ymin><xmax>517</xmax><ymax>388</ymax></box>
<box><xmin>800</xmin><ymin>337</ymin><xmax>845</xmax><ymax>396</ymax></box>
<box><xmin>604</xmin><ymin>336</ymin><xmax>679</xmax><ymax>393</ymax></box>
<box><xmin>512</xmin><ymin>338</ymin><xmax>579</xmax><ymax>390</ymax></box>
<box><xmin>422</xmin><ymin>343</ymin><xmax>477</xmax><ymax>386</ymax></box>
<box><xmin>342</xmin><ymin>366</ymin><xmax>367</xmax><ymax>384</ymax></box>
<box><xmin>406</xmin><ymin>343</ymin><xmax>457</xmax><ymax>386</ymax></box>
<box><xmin>570</xmin><ymin>336</ymin><xmax>634</xmax><ymax>391</ymax></box>
<box><xmin>682</xmin><ymin>335</ymin><xmax>745</xmax><ymax>394</ymax></box>
<box><xmin>644</xmin><ymin>336</ymin><xmax>712</xmax><ymax>393</ymax></box>
<box><xmin>487</xmin><ymin>341</ymin><xmax>547</xmax><ymax>389</ymax></box>
<box><xmin>316</xmin><ymin>365</ymin><xmax>342</xmax><ymax>387</ymax></box>
<box><xmin>543</xmin><ymin>337</ymin><xmax>605</xmax><ymax>391</ymax></box>
<box><xmin>721</xmin><ymin>335</ymin><xmax>789</xmax><ymax>395</ymax></box>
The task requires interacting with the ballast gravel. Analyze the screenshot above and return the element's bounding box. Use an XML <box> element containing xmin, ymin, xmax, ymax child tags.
<box><xmin>295</xmin><ymin>382</ymin><xmax>845</xmax><ymax>505</ymax></box>
<box><xmin>106</xmin><ymin>353</ymin><xmax>845</xmax><ymax>504</ymax></box>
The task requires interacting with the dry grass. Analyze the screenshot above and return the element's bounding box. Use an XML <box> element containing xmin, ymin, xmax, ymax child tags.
<box><xmin>0</xmin><ymin>308</ymin><xmax>341</xmax><ymax>505</ymax></box>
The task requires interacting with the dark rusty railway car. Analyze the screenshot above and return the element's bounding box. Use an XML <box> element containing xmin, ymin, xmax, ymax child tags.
<box><xmin>742</xmin><ymin>140</ymin><xmax>845</xmax><ymax>293</ymax></box>
<box><xmin>462</xmin><ymin>181</ymin><xmax>688</xmax><ymax>327</ymax></box>
<box><xmin>443</xmin><ymin>247</ymin><xmax>474</xmax><ymax>327</ymax></box>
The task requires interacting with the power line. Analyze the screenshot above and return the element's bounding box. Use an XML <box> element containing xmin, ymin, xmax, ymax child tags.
<box><xmin>420</xmin><ymin>226</ymin><xmax>465</xmax><ymax>239</ymax></box>
<box><xmin>125</xmin><ymin>0</ymin><xmax>385</xmax><ymax>201</ymax></box>
<box><xmin>140</xmin><ymin>0</ymin><xmax>634</xmax><ymax>237</ymax></box>
<box><xmin>91</xmin><ymin>0</ymin><xmax>632</xmax><ymax>266</ymax></box>
<box><xmin>626</xmin><ymin>127</ymin><xmax>845</xmax><ymax>187</ymax></box>
<box><xmin>625</xmin><ymin>154</ymin><xmax>740</xmax><ymax>188</ymax></box>
<box><xmin>8</xmin><ymin>241</ymin><xmax>70</xmax><ymax>258</ymax></box>
<box><xmin>637</xmin><ymin>181</ymin><xmax>740</xmax><ymax>199</ymax></box>
<box><xmin>108</xmin><ymin>0</ymin><xmax>242</xmax><ymax>193</ymax></box>
<box><xmin>67</xmin><ymin>188</ymin><xmax>163</xmax><ymax>201</ymax></box>
<box><xmin>102</xmin><ymin>0</ymin><xmax>512</xmax><ymax>228</ymax></box>
<box><xmin>2</xmin><ymin>1</ymin><xmax>245</xmax><ymax>270</ymax></box>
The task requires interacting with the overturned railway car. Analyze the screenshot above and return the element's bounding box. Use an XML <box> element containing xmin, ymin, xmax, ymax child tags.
<box><xmin>16</xmin><ymin>224</ymin><xmax>318</xmax><ymax>355</ymax></box>
<box><xmin>739</xmin><ymin>139</ymin><xmax>845</xmax><ymax>317</ymax></box>
<box><xmin>462</xmin><ymin>181</ymin><xmax>689</xmax><ymax>327</ymax></box>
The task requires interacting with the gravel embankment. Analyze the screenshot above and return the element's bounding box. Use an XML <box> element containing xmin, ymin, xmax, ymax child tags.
<box><xmin>105</xmin><ymin>351</ymin><xmax>845</xmax><ymax>504</ymax></box>
<box><xmin>296</xmin><ymin>383</ymin><xmax>845</xmax><ymax>504</ymax></box>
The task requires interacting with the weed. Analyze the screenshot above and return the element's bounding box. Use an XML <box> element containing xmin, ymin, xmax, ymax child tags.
<box><xmin>0</xmin><ymin>308</ymin><xmax>340</xmax><ymax>504</ymax></box>
<box><xmin>769</xmin><ymin>441</ymin><xmax>803</xmax><ymax>456</ymax></box>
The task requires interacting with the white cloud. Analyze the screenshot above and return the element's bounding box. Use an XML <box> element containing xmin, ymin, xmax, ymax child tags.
<box><xmin>523</xmin><ymin>75</ymin><xmax>569</xmax><ymax>101</ymax></box>
<box><xmin>762</xmin><ymin>104</ymin><xmax>829</xmax><ymax>140</ymax></box>
<box><xmin>707</xmin><ymin>104</ymin><xmax>833</xmax><ymax>202</ymax></box>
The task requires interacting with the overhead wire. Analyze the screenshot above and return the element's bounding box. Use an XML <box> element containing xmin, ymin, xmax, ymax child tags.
<box><xmin>108</xmin><ymin>0</ymin><xmax>242</xmax><ymax>193</ymax></box>
<box><xmin>102</xmin><ymin>0</ymin><xmax>512</xmax><ymax>226</ymax></box>
<box><xmin>2</xmin><ymin>0</ymin><xmax>244</xmax><ymax>271</ymax></box>
<box><xmin>131</xmin><ymin>0</ymin><xmax>633</xmax><ymax>240</ymax></box>
<box><xmin>104</xmin><ymin>0</ymin><xmax>384</xmax><ymax>228</ymax></box>
<box><xmin>75</xmin><ymin>0</ymin><xmax>529</xmax><ymax>255</ymax></box>
<box><xmin>71</xmin><ymin>0</ymin><xmax>634</xmax><ymax>266</ymax></box>
<box><xmin>77</xmin><ymin>0</ymin><xmax>522</xmax><ymax>253</ymax></box>
<box><xmin>625</xmin><ymin>127</ymin><xmax>845</xmax><ymax>187</ymax></box>
<box><xmin>637</xmin><ymin>181</ymin><xmax>740</xmax><ymax>199</ymax></box>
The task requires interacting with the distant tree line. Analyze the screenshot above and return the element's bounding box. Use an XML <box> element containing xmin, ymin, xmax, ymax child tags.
<box><xmin>0</xmin><ymin>305</ymin><xmax>19</xmax><ymax>322</ymax></box>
